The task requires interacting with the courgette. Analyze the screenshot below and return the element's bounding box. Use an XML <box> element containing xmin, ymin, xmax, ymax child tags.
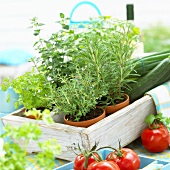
<box><xmin>126</xmin><ymin>58</ymin><xmax>170</xmax><ymax>103</ymax></box>
<box><xmin>129</xmin><ymin>50</ymin><xmax>170</xmax><ymax>78</ymax></box>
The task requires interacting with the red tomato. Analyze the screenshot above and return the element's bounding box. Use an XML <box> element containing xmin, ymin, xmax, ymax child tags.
<box><xmin>106</xmin><ymin>148</ymin><xmax>140</xmax><ymax>170</ymax></box>
<box><xmin>141</xmin><ymin>124</ymin><xmax>169</xmax><ymax>153</ymax></box>
<box><xmin>87</xmin><ymin>161</ymin><xmax>120</xmax><ymax>170</ymax></box>
<box><xmin>74</xmin><ymin>153</ymin><xmax>99</xmax><ymax>170</ymax></box>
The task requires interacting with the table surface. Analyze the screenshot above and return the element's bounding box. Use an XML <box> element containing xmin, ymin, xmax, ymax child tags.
<box><xmin>25</xmin><ymin>138</ymin><xmax>170</xmax><ymax>169</ymax></box>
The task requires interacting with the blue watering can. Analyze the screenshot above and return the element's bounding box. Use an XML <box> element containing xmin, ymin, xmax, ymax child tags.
<box><xmin>69</xmin><ymin>1</ymin><xmax>101</xmax><ymax>28</ymax></box>
<box><xmin>0</xmin><ymin>87</ymin><xmax>22</xmax><ymax>113</ymax></box>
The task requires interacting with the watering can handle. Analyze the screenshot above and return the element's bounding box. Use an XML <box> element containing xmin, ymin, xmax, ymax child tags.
<box><xmin>70</xmin><ymin>1</ymin><xmax>101</xmax><ymax>25</ymax></box>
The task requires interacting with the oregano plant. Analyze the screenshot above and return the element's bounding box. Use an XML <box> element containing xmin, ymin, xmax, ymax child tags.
<box><xmin>30</xmin><ymin>13</ymin><xmax>78</xmax><ymax>87</ymax></box>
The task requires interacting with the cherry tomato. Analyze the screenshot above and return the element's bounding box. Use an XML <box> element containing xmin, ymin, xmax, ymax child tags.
<box><xmin>106</xmin><ymin>148</ymin><xmax>140</xmax><ymax>170</ymax></box>
<box><xmin>87</xmin><ymin>160</ymin><xmax>120</xmax><ymax>170</ymax></box>
<box><xmin>141</xmin><ymin>124</ymin><xmax>169</xmax><ymax>153</ymax></box>
<box><xmin>74</xmin><ymin>153</ymin><xmax>99</xmax><ymax>170</ymax></box>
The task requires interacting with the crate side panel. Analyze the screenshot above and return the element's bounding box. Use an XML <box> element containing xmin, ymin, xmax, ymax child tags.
<box><xmin>1</xmin><ymin>95</ymin><xmax>157</xmax><ymax>161</ymax></box>
<box><xmin>1</xmin><ymin>115</ymin><xmax>84</xmax><ymax>161</ymax></box>
<box><xmin>81</xmin><ymin>96</ymin><xmax>156</xmax><ymax>149</ymax></box>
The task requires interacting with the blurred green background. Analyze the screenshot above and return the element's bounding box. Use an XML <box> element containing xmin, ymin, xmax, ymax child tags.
<box><xmin>141</xmin><ymin>23</ymin><xmax>170</xmax><ymax>53</ymax></box>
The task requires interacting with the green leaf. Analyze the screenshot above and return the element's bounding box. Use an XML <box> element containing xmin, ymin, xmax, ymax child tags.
<box><xmin>155</xmin><ymin>112</ymin><xmax>163</xmax><ymax>120</ymax></box>
<box><xmin>6</xmin><ymin>94</ymin><xmax>10</xmax><ymax>103</ymax></box>
<box><xmin>60</xmin><ymin>13</ymin><xmax>65</xmax><ymax>18</ymax></box>
<box><xmin>62</xmin><ymin>24</ymin><xmax>69</xmax><ymax>30</ymax></box>
<box><xmin>144</xmin><ymin>114</ymin><xmax>155</xmax><ymax>126</ymax></box>
<box><xmin>38</xmin><ymin>23</ymin><xmax>45</xmax><ymax>26</ymax></box>
<box><xmin>34</xmin><ymin>29</ymin><xmax>40</xmax><ymax>36</ymax></box>
<box><xmin>33</xmin><ymin>41</ymin><xmax>39</xmax><ymax>47</ymax></box>
<box><xmin>133</xmin><ymin>27</ymin><xmax>140</xmax><ymax>35</ymax></box>
<box><xmin>103</xmin><ymin>16</ymin><xmax>111</xmax><ymax>19</ymax></box>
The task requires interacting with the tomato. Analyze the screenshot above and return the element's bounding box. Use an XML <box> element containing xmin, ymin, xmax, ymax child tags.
<box><xmin>74</xmin><ymin>153</ymin><xmax>99</xmax><ymax>170</ymax></box>
<box><xmin>87</xmin><ymin>161</ymin><xmax>120</xmax><ymax>170</ymax></box>
<box><xmin>74</xmin><ymin>154</ymin><xmax>86</xmax><ymax>170</ymax></box>
<box><xmin>106</xmin><ymin>148</ymin><xmax>140</xmax><ymax>170</ymax></box>
<box><xmin>141</xmin><ymin>124</ymin><xmax>169</xmax><ymax>153</ymax></box>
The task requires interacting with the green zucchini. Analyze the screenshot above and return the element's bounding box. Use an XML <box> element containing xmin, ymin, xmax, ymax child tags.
<box><xmin>126</xmin><ymin>58</ymin><xmax>170</xmax><ymax>103</ymax></box>
<box><xmin>130</xmin><ymin>50</ymin><xmax>170</xmax><ymax>77</ymax></box>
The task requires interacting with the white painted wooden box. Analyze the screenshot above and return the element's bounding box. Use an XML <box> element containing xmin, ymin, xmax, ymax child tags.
<box><xmin>1</xmin><ymin>95</ymin><xmax>156</xmax><ymax>161</ymax></box>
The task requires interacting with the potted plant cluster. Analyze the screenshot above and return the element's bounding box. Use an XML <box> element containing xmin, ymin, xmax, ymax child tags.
<box><xmin>68</xmin><ymin>16</ymin><xmax>140</xmax><ymax>115</ymax></box>
<box><xmin>1</xmin><ymin>14</ymin><xmax>140</xmax><ymax>127</ymax></box>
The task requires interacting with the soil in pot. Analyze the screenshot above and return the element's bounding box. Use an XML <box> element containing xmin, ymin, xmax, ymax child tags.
<box><xmin>64</xmin><ymin>107</ymin><xmax>105</xmax><ymax>128</ymax></box>
<box><xmin>106</xmin><ymin>94</ymin><xmax>130</xmax><ymax>114</ymax></box>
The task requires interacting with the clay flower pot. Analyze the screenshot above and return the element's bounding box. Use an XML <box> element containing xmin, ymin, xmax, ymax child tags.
<box><xmin>106</xmin><ymin>94</ymin><xmax>130</xmax><ymax>114</ymax></box>
<box><xmin>64</xmin><ymin>108</ymin><xmax>106</xmax><ymax>128</ymax></box>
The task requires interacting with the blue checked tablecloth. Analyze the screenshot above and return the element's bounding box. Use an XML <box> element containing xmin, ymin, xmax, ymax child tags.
<box><xmin>21</xmin><ymin>138</ymin><xmax>170</xmax><ymax>169</ymax></box>
<box><xmin>25</xmin><ymin>138</ymin><xmax>170</xmax><ymax>170</ymax></box>
<box><xmin>25</xmin><ymin>154</ymin><xmax>69</xmax><ymax>170</ymax></box>
<box><xmin>127</xmin><ymin>138</ymin><xmax>170</xmax><ymax>170</ymax></box>
<box><xmin>128</xmin><ymin>138</ymin><xmax>170</xmax><ymax>162</ymax></box>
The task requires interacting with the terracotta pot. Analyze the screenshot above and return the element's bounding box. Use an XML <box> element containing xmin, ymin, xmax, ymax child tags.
<box><xmin>105</xmin><ymin>94</ymin><xmax>130</xmax><ymax>114</ymax></box>
<box><xmin>64</xmin><ymin>108</ymin><xmax>106</xmax><ymax>128</ymax></box>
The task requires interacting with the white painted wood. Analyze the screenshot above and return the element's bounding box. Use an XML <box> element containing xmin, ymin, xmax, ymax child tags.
<box><xmin>1</xmin><ymin>108</ymin><xmax>85</xmax><ymax>161</ymax></box>
<box><xmin>82</xmin><ymin>95</ymin><xmax>156</xmax><ymax>150</ymax></box>
<box><xmin>1</xmin><ymin>95</ymin><xmax>156</xmax><ymax>161</ymax></box>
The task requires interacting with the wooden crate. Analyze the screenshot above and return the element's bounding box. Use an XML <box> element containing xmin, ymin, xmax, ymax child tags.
<box><xmin>1</xmin><ymin>95</ymin><xmax>156</xmax><ymax>161</ymax></box>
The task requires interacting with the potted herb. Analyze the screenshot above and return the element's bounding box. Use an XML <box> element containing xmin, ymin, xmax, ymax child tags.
<box><xmin>1</xmin><ymin>69</ymin><xmax>57</xmax><ymax>119</ymax></box>
<box><xmin>31</xmin><ymin>14</ymin><xmax>139</xmax><ymax>116</ymax></box>
<box><xmin>1</xmin><ymin>14</ymin><xmax>139</xmax><ymax>123</ymax></box>
<box><xmin>30</xmin><ymin>15</ymin><xmax>77</xmax><ymax>87</ymax></box>
<box><xmin>1</xmin><ymin>69</ymin><xmax>54</xmax><ymax>110</ymax></box>
<box><xmin>53</xmin><ymin>67</ymin><xmax>108</xmax><ymax>127</ymax></box>
<box><xmin>99</xmin><ymin>18</ymin><xmax>140</xmax><ymax>114</ymax></box>
<box><xmin>71</xmin><ymin>16</ymin><xmax>140</xmax><ymax>114</ymax></box>
<box><xmin>0</xmin><ymin>14</ymin><xmax>77</xmax><ymax>120</ymax></box>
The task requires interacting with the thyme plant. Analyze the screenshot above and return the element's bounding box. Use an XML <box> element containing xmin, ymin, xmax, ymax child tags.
<box><xmin>54</xmin><ymin>67</ymin><xmax>108</xmax><ymax>121</ymax></box>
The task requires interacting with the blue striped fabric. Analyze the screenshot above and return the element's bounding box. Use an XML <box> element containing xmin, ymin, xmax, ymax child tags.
<box><xmin>145</xmin><ymin>80</ymin><xmax>170</xmax><ymax>117</ymax></box>
<box><xmin>25</xmin><ymin>154</ymin><xmax>69</xmax><ymax>169</ymax></box>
